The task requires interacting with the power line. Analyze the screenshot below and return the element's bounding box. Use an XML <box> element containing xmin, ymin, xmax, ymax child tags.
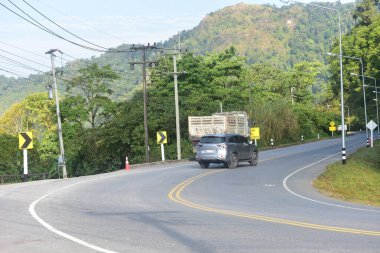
<box><xmin>0</xmin><ymin>48</ymin><xmax>51</xmax><ymax>68</ymax></box>
<box><xmin>2</xmin><ymin>1</ymin><xmax>135</xmax><ymax>54</ymax></box>
<box><xmin>0</xmin><ymin>41</ymin><xmax>77</xmax><ymax>63</ymax></box>
<box><xmin>0</xmin><ymin>67</ymin><xmax>31</xmax><ymax>79</ymax></box>
<box><xmin>1</xmin><ymin>1</ymin><xmax>107</xmax><ymax>52</ymax></box>
<box><xmin>0</xmin><ymin>40</ymin><xmax>49</xmax><ymax>60</ymax></box>
<box><xmin>0</xmin><ymin>62</ymin><xmax>32</xmax><ymax>76</ymax></box>
<box><xmin>0</xmin><ymin>52</ymin><xmax>80</xmax><ymax>79</ymax></box>
<box><xmin>0</xmin><ymin>54</ymin><xmax>44</xmax><ymax>73</ymax></box>
<box><xmin>22</xmin><ymin>0</ymin><xmax>109</xmax><ymax>50</ymax></box>
<box><xmin>32</xmin><ymin>0</ymin><xmax>128</xmax><ymax>44</ymax></box>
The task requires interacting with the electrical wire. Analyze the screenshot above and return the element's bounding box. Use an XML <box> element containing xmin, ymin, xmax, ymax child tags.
<box><xmin>0</xmin><ymin>67</ymin><xmax>30</xmax><ymax>79</ymax></box>
<box><xmin>1</xmin><ymin>1</ymin><xmax>107</xmax><ymax>52</ymax></box>
<box><xmin>32</xmin><ymin>0</ymin><xmax>127</xmax><ymax>44</ymax></box>
<box><xmin>0</xmin><ymin>48</ymin><xmax>51</xmax><ymax>68</ymax></box>
<box><xmin>0</xmin><ymin>40</ymin><xmax>49</xmax><ymax>60</ymax></box>
<box><xmin>2</xmin><ymin>1</ymin><xmax>137</xmax><ymax>53</ymax></box>
<box><xmin>0</xmin><ymin>68</ymin><xmax>29</xmax><ymax>79</ymax></box>
<box><xmin>22</xmin><ymin>0</ymin><xmax>109</xmax><ymax>50</ymax></box>
<box><xmin>0</xmin><ymin>54</ymin><xmax>44</xmax><ymax>73</ymax></box>
<box><xmin>0</xmin><ymin>41</ymin><xmax>76</xmax><ymax>63</ymax></box>
<box><xmin>0</xmin><ymin>53</ymin><xmax>77</xmax><ymax>79</ymax></box>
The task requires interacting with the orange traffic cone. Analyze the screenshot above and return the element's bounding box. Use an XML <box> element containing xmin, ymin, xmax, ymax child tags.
<box><xmin>125</xmin><ymin>156</ymin><xmax>130</xmax><ymax>171</ymax></box>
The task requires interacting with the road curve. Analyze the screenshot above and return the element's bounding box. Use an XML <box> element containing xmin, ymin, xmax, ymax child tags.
<box><xmin>1</xmin><ymin>132</ymin><xmax>379</xmax><ymax>253</ymax></box>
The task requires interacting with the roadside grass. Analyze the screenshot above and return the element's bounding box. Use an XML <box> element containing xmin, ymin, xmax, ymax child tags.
<box><xmin>313</xmin><ymin>141</ymin><xmax>380</xmax><ymax>207</ymax></box>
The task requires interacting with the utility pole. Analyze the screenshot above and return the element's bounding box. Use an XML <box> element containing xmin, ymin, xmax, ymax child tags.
<box><xmin>160</xmin><ymin>50</ymin><xmax>186</xmax><ymax>160</ymax></box>
<box><xmin>46</xmin><ymin>49</ymin><xmax>67</xmax><ymax>179</ymax></box>
<box><xmin>178</xmin><ymin>32</ymin><xmax>181</xmax><ymax>60</ymax></box>
<box><xmin>291</xmin><ymin>87</ymin><xmax>296</xmax><ymax>105</ymax></box>
<box><xmin>173</xmin><ymin>55</ymin><xmax>181</xmax><ymax>160</ymax></box>
<box><xmin>130</xmin><ymin>44</ymin><xmax>159</xmax><ymax>163</ymax></box>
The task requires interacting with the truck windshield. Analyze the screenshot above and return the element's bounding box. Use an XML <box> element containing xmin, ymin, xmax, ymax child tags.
<box><xmin>200</xmin><ymin>136</ymin><xmax>226</xmax><ymax>143</ymax></box>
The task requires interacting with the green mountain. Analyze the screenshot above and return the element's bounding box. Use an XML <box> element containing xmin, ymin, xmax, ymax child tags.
<box><xmin>0</xmin><ymin>2</ymin><xmax>355</xmax><ymax>115</ymax></box>
<box><xmin>164</xmin><ymin>2</ymin><xmax>355</xmax><ymax>68</ymax></box>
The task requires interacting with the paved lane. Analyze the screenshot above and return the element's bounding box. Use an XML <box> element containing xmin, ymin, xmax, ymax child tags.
<box><xmin>1</xmin><ymin>132</ymin><xmax>379</xmax><ymax>252</ymax></box>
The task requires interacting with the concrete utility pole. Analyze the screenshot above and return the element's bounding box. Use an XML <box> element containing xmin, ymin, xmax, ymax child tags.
<box><xmin>130</xmin><ymin>44</ymin><xmax>159</xmax><ymax>163</ymax></box>
<box><xmin>178</xmin><ymin>32</ymin><xmax>181</xmax><ymax>60</ymax></box>
<box><xmin>160</xmin><ymin>50</ymin><xmax>186</xmax><ymax>160</ymax></box>
<box><xmin>173</xmin><ymin>55</ymin><xmax>182</xmax><ymax>160</ymax></box>
<box><xmin>46</xmin><ymin>49</ymin><xmax>67</xmax><ymax>179</ymax></box>
<box><xmin>291</xmin><ymin>87</ymin><xmax>296</xmax><ymax>105</ymax></box>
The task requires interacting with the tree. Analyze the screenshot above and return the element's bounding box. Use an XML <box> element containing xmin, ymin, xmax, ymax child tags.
<box><xmin>288</xmin><ymin>61</ymin><xmax>323</xmax><ymax>104</ymax></box>
<box><xmin>66</xmin><ymin>63</ymin><xmax>120</xmax><ymax>128</ymax></box>
<box><xmin>353</xmin><ymin>0</ymin><xmax>379</xmax><ymax>26</ymax></box>
<box><xmin>329</xmin><ymin>11</ymin><xmax>380</xmax><ymax>128</ymax></box>
<box><xmin>0</xmin><ymin>93</ymin><xmax>57</xmax><ymax>176</ymax></box>
<box><xmin>0</xmin><ymin>134</ymin><xmax>21</xmax><ymax>175</ymax></box>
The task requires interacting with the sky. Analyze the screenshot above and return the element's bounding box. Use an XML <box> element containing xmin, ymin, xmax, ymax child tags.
<box><xmin>0</xmin><ymin>0</ymin><xmax>354</xmax><ymax>77</ymax></box>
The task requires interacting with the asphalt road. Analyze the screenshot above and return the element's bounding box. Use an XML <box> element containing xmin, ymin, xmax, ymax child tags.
<box><xmin>1</xmin><ymin>132</ymin><xmax>379</xmax><ymax>253</ymax></box>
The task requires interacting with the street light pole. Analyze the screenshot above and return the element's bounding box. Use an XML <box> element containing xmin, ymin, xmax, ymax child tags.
<box><xmin>367</xmin><ymin>77</ymin><xmax>379</xmax><ymax>139</ymax></box>
<box><xmin>46</xmin><ymin>49</ymin><xmax>67</xmax><ymax>179</ymax></box>
<box><xmin>327</xmin><ymin>53</ymin><xmax>368</xmax><ymax>145</ymax></box>
<box><xmin>288</xmin><ymin>1</ymin><xmax>346</xmax><ymax>163</ymax></box>
<box><xmin>352</xmin><ymin>74</ymin><xmax>379</xmax><ymax>139</ymax></box>
<box><xmin>351</xmin><ymin>73</ymin><xmax>378</xmax><ymax>144</ymax></box>
<box><xmin>366</xmin><ymin>77</ymin><xmax>379</xmax><ymax>139</ymax></box>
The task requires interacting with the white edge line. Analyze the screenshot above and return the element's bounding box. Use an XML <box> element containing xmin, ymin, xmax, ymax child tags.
<box><xmin>28</xmin><ymin>163</ymin><xmax>192</xmax><ymax>253</ymax></box>
<box><xmin>282</xmin><ymin>144</ymin><xmax>380</xmax><ymax>213</ymax></box>
<box><xmin>29</xmin><ymin>176</ymin><xmax>121</xmax><ymax>253</ymax></box>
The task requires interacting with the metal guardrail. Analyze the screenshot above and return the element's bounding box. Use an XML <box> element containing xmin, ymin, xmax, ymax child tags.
<box><xmin>0</xmin><ymin>173</ymin><xmax>48</xmax><ymax>184</ymax></box>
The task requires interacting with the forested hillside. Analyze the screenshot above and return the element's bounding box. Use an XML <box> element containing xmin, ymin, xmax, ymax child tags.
<box><xmin>0</xmin><ymin>2</ymin><xmax>355</xmax><ymax>115</ymax></box>
<box><xmin>164</xmin><ymin>2</ymin><xmax>355</xmax><ymax>68</ymax></box>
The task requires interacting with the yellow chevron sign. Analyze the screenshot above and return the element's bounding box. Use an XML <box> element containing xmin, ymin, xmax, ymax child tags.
<box><xmin>157</xmin><ymin>131</ymin><xmax>167</xmax><ymax>144</ymax></box>
<box><xmin>19</xmin><ymin>132</ymin><xmax>33</xmax><ymax>149</ymax></box>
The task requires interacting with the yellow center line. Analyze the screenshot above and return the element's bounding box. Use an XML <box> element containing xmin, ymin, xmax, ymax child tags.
<box><xmin>168</xmin><ymin>171</ymin><xmax>380</xmax><ymax>236</ymax></box>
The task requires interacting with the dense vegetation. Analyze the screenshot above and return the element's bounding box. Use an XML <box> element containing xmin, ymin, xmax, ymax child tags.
<box><xmin>0</xmin><ymin>1</ymin><xmax>379</xmax><ymax>179</ymax></box>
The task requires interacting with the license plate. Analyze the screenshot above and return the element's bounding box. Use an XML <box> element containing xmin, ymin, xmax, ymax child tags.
<box><xmin>203</xmin><ymin>150</ymin><xmax>214</xmax><ymax>153</ymax></box>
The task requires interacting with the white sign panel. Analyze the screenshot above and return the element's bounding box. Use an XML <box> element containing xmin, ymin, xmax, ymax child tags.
<box><xmin>337</xmin><ymin>125</ymin><xmax>347</xmax><ymax>131</ymax></box>
<box><xmin>367</xmin><ymin>120</ymin><xmax>377</xmax><ymax>131</ymax></box>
